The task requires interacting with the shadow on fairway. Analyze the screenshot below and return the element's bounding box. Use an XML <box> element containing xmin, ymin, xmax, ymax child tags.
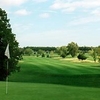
<box><xmin>9</xmin><ymin>63</ymin><xmax>100</xmax><ymax>88</ymax></box>
<box><xmin>9</xmin><ymin>73</ymin><xmax>100</xmax><ymax>88</ymax></box>
<box><xmin>29</xmin><ymin>73</ymin><xmax>100</xmax><ymax>88</ymax></box>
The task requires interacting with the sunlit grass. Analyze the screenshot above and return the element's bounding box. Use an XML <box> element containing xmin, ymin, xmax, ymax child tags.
<box><xmin>2</xmin><ymin>56</ymin><xmax>100</xmax><ymax>100</ymax></box>
<box><xmin>0</xmin><ymin>82</ymin><xmax>100</xmax><ymax>100</ymax></box>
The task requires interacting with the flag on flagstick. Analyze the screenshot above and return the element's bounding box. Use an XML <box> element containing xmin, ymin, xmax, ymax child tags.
<box><xmin>5</xmin><ymin>44</ymin><xmax>10</xmax><ymax>94</ymax></box>
<box><xmin>5</xmin><ymin>44</ymin><xmax>10</xmax><ymax>59</ymax></box>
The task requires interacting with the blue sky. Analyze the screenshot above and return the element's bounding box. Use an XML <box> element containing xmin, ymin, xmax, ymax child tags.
<box><xmin>0</xmin><ymin>0</ymin><xmax>100</xmax><ymax>47</ymax></box>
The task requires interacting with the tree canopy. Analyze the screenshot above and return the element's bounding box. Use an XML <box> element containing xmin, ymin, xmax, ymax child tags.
<box><xmin>67</xmin><ymin>42</ymin><xmax>78</xmax><ymax>57</ymax></box>
<box><xmin>0</xmin><ymin>8</ymin><xmax>21</xmax><ymax>80</ymax></box>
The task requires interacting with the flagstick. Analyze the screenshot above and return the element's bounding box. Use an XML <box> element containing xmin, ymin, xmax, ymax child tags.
<box><xmin>5</xmin><ymin>43</ymin><xmax>10</xmax><ymax>94</ymax></box>
<box><xmin>6</xmin><ymin>61</ymin><xmax>8</xmax><ymax>94</ymax></box>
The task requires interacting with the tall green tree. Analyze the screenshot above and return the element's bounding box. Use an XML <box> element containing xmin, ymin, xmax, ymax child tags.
<box><xmin>89</xmin><ymin>48</ymin><xmax>97</xmax><ymax>62</ymax></box>
<box><xmin>56</xmin><ymin>46</ymin><xmax>68</xmax><ymax>58</ymax></box>
<box><xmin>0</xmin><ymin>8</ymin><xmax>20</xmax><ymax>80</ymax></box>
<box><xmin>96</xmin><ymin>47</ymin><xmax>100</xmax><ymax>63</ymax></box>
<box><xmin>67</xmin><ymin>42</ymin><xmax>78</xmax><ymax>57</ymax></box>
<box><xmin>96</xmin><ymin>47</ymin><xmax>100</xmax><ymax>56</ymax></box>
<box><xmin>24</xmin><ymin>48</ymin><xmax>33</xmax><ymax>56</ymax></box>
<box><xmin>37</xmin><ymin>49</ymin><xmax>45</xmax><ymax>57</ymax></box>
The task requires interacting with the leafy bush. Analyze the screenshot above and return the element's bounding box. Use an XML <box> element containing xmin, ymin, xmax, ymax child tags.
<box><xmin>98</xmin><ymin>57</ymin><xmax>100</xmax><ymax>63</ymax></box>
<box><xmin>77</xmin><ymin>53</ymin><xmax>87</xmax><ymax>60</ymax></box>
<box><xmin>42</xmin><ymin>53</ymin><xmax>45</xmax><ymax>57</ymax></box>
<box><xmin>47</xmin><ymin>54</ymin><xmax>50</xmax><ymax>58</ymax></box>
<box><xmin>60</xmin><ymin>53</ymin><xmax>66</xmax><ymax>58</ymax></box>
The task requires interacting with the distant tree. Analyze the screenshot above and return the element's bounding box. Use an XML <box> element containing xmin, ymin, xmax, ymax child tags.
<box><xmin>79</xmin><ymin>46</ymin><xmax>91</xmax><ymax>53</ymax></box>
<box><xmin>38</xmin><ymin>49</ymin><xmax>43</xmax><ymax>55</ymax></box>
<box><xmin>98</xmin><ymin>57</ymin><xmax>100</xmax><ymax>63</ymax></box>
<box><xmin>77</xmin><ymin>53</ymin><xmax>87</xmax><ymax>60</ymax></box>
<box><xmin>49</xmin><ymin>51</ymin><xmax>54</xmax><ymax>58</ymax></box>
<box><xmin>0</xmin><ymin>8</ymin><xmax>20</xmax><ymax>80</ymax></box>
<box><xmin>47</xmin><ymin>54</ymin><xmax>50</xmax><ymax>58</ymax></box>
<box><xmin>56</xmin><ymin>46</ymin><xmax>68</xmax><ymax>58</ymax></box>
<box><xmin>96</xmin><ymin>47</ymin><xmax>100</xmax><ymax>56</ymax></box>
<box><xmin>42</xmin><ymin>53</ymin><xmax>45</xmax><ymax>57</ymax></box>
<box><xmin>60</xmin><ymin>51</ymin><xmax>66</xmax><ymax>58</ymax></box>
<box><xmin>46</xmin><ymin>51</ymin><xmax>50</xmax><ymax>58</ymax></box>
<box><xmin>27</xmin><ymin>46</ymin><xmax>56</xmax><ymax>52</ymax></box>
<box><xmin>37</xmin><ymin>49</ymin><xmax>46</xmax><ymax>57</ymax></box>
<box><xmin>67</xmin><ymin>42</ymin><xmax>78</xmax><ymax>57</ymax></box>
<box><xmin>89</xmin><ymin>48</ymin><xmax>97</xmax><ymax>62</ymax></box>
<box><xmin>95</xmin><ymin>47</ymin><xmax>100</xmax><ymax>63</ymax></box>
<box><xmin>18</xmin><ymin>48</ymin><xmax>24</xmax><ymax>59</ymax></box>
<box><xmin>24</xmin><ymin>48</ymin><xmax>33</xmax><ymax>56</ymax></box>
<box><xmin>56</xmin><ymin>47</ymin><xmax>61</xmax><ymax>55</ymax></box>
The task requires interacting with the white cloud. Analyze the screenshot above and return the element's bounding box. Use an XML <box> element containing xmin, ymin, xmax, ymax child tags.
<box><xmin>50</xmin><ymin>0</ymin><xmax>100</xmax><ymax>12</ymax></box>
<box><xmin>50</xmin><ymin>0</ymin><xmax>64</xmax><ymax>10</ymax></box>
<box><xmin>12</xmin><ymin>23</ymin><xmax>34</xmax><ymax>34</ymax></box>
<box><xmin>39</xmin><ymin>13</ymin><xmax>50</xmax><ymax>18</ymax></box>
<box><xmin>33</xmin><ymin>0</ymin><xmax>48</xmax><ymax>3</ymax></box>
<box><xmin>81</xmin><ymin>0</ymin><xmax>100</xmax><ymax>8</ymax></box>
<box><xmin>50</xmin><ymin>0</ymin><xmax>100</xmax><ymax>25</ymax></box>
<box><xmin>0</xmin><ymin>0</ymin><xmax>27</xmax><ymax>7</ymax></box>
<box><xmin>91</xmin><ymin>8</ymin><xmax>100</xmax><ymax>16</ymax></box>
<box><xmin>69</xmin><ymin>16</ymin><xmax>100</xmax><ymax>25</ymax></box>
<box><xmin>62</xmin><ymin>7</ymin><xmax>75</xmax><ymax>12</ymax></box>
<box><xmin>15</xmin><ymin>9</ymin><xmax>31</xmax><ymax>16</ymax></box>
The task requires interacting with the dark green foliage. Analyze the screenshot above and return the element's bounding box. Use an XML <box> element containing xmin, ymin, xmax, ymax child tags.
<box><xmin>56</xmin><ymin>46</ymin><xmax>68</xmax><ymax>58</ymax></box>
<box><xmin>79</xmin><ymin>46</ymin><xmax>91</xmax><ymax>53</ymax></box>
<box><xmin>98</xmin><ymin>57</ymin><xmax>100</xmax><ymax>63</ymax></box>
<box><xmin>36</xmin><ymin>54</ymin><xmax>39</xmax><ymax>57</ymax></box>
<box><xmin>24</xmin><ymin>48</ymin><xmax>33</xmax><ymax>56</ymax></box>
<box><xmin>24</xmin><ymin>46</ymin><xmax>56</xmax><ymax>52</ymax></box>
<box><xmin>91</xmin><ymin>48</ymin><xmax>97</xmax><ymax>62</ymax></box>
<box><xmin>47</xmin><ymin>54</ymin><xmax>50</xmax><ymax>58</ymax></box>
<box><xmin>42</xmin><ymin>53</ymin><xmax>45</xmax><ymax>57</ymax></box>
<box><xmin>93</xmin><ymin>48</ymin><xmax>97</xmax><ymax>62</ymax></box>
<box><xmin>60</xmin><ymin>52</ymin><xmax>66</xmax><ymax>58</ymax></box>
<box><xmin>37</xmin><ymin>49</ymin><xmax>45</xmax><ymax>57</ymax></box>
<box><xmin>0</xmin><ymin>8</ymin><xmax>20</xmax><ymax>80</ymax></box>
<box><xmin>96</xmin><ymin>47</ymin><xmax>100</xmax><ymax>56</ymax></box>
<box><xmin>77</xmin><ymin>53</ymin><xmax>87</xmax><ymax>60</ymax></box>
<box><xmin>67</xmin><ymin>42</ymin><xmax>78</xmax><ymax>57</ymax></box>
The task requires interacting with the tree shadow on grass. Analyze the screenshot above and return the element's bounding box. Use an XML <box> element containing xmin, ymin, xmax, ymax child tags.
<box><xmin>31</xmin><ymin>73</ymin><xmax>100</xmax><ymax>88</ymax></box>
<box><xmin>10</xmin><ymin>72</ymin><xmax>100</xmax><ymax>88</ymax></box>
<box><xmin>9</xmin><ymin>63</ymin><xmax>100</xmax><ymax>88</ymax></box>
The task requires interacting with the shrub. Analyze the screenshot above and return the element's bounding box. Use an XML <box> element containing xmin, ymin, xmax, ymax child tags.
<box><xmin>60</xmin><ymin>53</ymin><xmax>66</xmax><ymax>58</ymax></box>
<box><xmin>98</xmin><ymin>57</ymin><xmax>100</xmax><ymax>63</ymax></box>
<box><xmin>47</xmin><ymin>54</ymin><xmax>50</xmax><ymax>58</ymax></box>
<box><xmin>77</xmin><ymin>53</ymin><xmax>87</xmax><ymax>60</ymax></box>
<box><xmin>42</xmin><ymin>53</ymin><xmax>45</xmax><ymax>57</ymax></box>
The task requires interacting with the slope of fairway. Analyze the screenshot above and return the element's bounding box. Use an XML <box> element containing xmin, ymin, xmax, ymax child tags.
<box><xmin>9</xmin><ymin>56</ymin><xmax>100</xmax><ymax>88</ymax></box>
<box><xmin>1</xmin><ymin>82</ymin><xmax>100</xmax><ymax>100</ymax></box>
<box><xmin>2</xmin><ymin>56</ymin><xmax>100</xmax><ymax>100</ymax></box>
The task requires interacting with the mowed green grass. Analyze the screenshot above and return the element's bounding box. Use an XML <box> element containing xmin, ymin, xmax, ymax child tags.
<box><xmin>1</xmin><ymin>56</ymin><xmax>100</xmax><ymax>100</ymax></box>
<box><xmin>1</xmin><ymin>82</ymin><xmax>100</xmax><ymax>100</ymax></box>
<box><xmin>9</xmin><ymin>56</ymin><xmax>100</xmax><ymax>87</ymax></box>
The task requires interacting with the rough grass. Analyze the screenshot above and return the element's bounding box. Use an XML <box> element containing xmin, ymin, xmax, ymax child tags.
<box><xmin>1</xmin><ymin>56</ymin><xmax>100</xmax><ymax>100</ymax></box>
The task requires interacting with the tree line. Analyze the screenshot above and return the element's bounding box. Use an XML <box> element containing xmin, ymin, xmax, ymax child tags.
<box><xmin>22</xmin><ymin>42</ymin><xmax>100</xmax><ymax>62</ymax></box>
